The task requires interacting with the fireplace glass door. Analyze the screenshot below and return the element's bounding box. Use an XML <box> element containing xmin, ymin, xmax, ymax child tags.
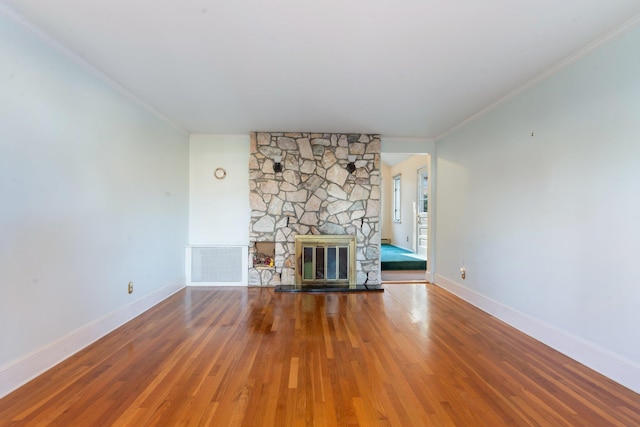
<box><xmin>295</xmin><ymin>235</ymin><xmax>356</xmax><ymax>286</ymax></box>
<box><xmin>302</xmin><ymin>245</ymin><xmax>349</xmax><ymax>283</ymax></box>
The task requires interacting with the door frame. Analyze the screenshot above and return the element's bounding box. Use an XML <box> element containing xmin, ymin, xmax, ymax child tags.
<box><xmin>416</xmin><ymin>166</ymin><xmax>428</xmax><ymax>259</ymax></box>
<box><xmin>381</xmin><ymin>138</ymin><xmax>436</xmax><ymax>283</ymax></box>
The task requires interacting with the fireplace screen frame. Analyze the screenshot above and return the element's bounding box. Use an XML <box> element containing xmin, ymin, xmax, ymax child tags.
<box><xmin>295</xmin><ymin>235</ymin><xmax>357</xmax><ymax>286</ymax></box>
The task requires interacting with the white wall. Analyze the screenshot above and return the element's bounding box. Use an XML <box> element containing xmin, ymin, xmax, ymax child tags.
<box><xmin>434</xmin><ymin>25</ymin><xmax>640</xmax><ymax>391</ymax></box>
<box><xmin>189</xmin><ymin>135</ymin><xmax>250</xmax><ymax>245</ymax></box>
<box><xmin>379</xmin><ymin>162</ymin><xmax>392</xmax><ymax>240</ymax></box>
<box><xmin>382</xmin><ymin>138</ymin><xmax>435</xmax><ymax>155</ymax></box>
<box><xmin>0</xmin><ymin>10</ymin><xmax>189</xmax><ymax>395</ymax></box>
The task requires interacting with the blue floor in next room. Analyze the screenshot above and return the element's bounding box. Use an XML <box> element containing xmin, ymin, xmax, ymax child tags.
<box><xmin>380</xmin><ymin>244</ymin><xmax>427</xmax><ymax>271</ymax></box>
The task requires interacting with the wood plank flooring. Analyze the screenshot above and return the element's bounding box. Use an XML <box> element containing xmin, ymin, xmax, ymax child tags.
<box><xmin>1</xmin><ymin>284</ymin><xmax>639</xmax><ymax>426</ymax></box>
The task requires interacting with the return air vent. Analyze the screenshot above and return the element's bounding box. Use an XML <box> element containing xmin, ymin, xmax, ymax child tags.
<box><xmin>185</xmin><ymin>246</ymin><xmax>248</xmax><ymax>286</ymax></box>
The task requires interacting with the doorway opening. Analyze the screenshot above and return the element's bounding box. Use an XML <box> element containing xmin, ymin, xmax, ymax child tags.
<box><xmin>380</xmin><ymin>153</ymin><xmax>430</xmax><ymax>283</ymax></box>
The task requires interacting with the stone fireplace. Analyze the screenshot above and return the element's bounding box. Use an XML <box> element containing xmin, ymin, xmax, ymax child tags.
<box><xmin>248</xmin><ymin>132</ymin><xmax>381</xmax><ymax>286</ymax></box>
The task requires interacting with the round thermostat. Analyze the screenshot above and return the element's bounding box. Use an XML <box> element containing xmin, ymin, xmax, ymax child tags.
<box><xmin>214</xmin><ymin>167</ymin><xmax>227</xmax><ymax>179</ymax></box>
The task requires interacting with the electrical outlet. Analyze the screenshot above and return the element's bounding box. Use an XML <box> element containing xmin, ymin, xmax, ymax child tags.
<box><xmin>406</xmin><ymin>236</ymin><xmax>409</xmax><ymax>242</ymax></box>
<box><xmin>460</xmin><ymin>267</ymin><xmax>466</xmax><ymax>280</ymax></box>
<box><xmin>128</xmin><ymin>281</ymin><xmax>134</xmax><ymax>294</ymax></box>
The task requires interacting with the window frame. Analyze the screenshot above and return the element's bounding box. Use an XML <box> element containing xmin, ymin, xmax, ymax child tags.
<box><xmin>418</xmin><ymin>169</ymin><xmax>428</xmax><ymax>214</ymax></box>
<box><xmin>392</xmin><ymin>174</ymin><xmax>401</xmax><ymax>223</ymax></box>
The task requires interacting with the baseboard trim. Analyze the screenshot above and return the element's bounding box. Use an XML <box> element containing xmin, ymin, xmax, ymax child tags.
<box><xmin>0</xmin><ymin>281</ymin><xmax>185</xmax><ymax>398</ymax></box>
<box><xmin>434</xmin><ymin>274</ymin><xmax>640</xmax><ymax>394</ymax></box>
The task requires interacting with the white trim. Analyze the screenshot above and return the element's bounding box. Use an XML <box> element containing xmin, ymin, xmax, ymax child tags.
<box><xmin>416</xmin><ymin>166</ymin><xmax>429</xmax><ymax>258</ymax></box>
<box><xmin>392</xmin><ymin>174</ymin><xmax>402</xmax><ymax>223</ymax></box>
<box><xmin>188</xmin><ymin>133</ymin><xmax>249</xmax><ymax>138</ymax></box>
<box><xmin>426</xmin><ymin>154</ymin><xmax>436</xmax><ymax>284</ymax></box>
<box><xmin>0</xmin><ymin>281</ymin><xmax>185</xmax><ymax>398</ymax></box>
<box><xmin>434</xmin><ymin>274</ymin><xmax>640</xmax><ymax>394</ymax></box>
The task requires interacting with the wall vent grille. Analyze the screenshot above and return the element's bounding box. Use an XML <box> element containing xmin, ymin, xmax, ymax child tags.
<box><xmin>186</xmin><ymin>246</ymin><xmax>248</xmax><ymax>286</ymax></box>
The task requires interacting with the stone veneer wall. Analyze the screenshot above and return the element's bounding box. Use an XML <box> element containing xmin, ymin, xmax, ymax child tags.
<box><xmin>248</xmin><ymin>132</ymin><xmax>381</xmax><ymax>286</ymax></box>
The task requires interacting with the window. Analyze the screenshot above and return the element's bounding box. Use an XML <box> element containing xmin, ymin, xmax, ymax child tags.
<box><xmin>393</xmin><ymin>175</ymin><xmax>401</xmax><ymax>222</ymax></box>
<box><xmin>418</xmin><ymin>170</ymin><xmax>428</xmax><ymax>213</ymax></box>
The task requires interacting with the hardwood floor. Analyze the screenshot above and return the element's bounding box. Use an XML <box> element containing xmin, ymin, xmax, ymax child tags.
<box><xmin>1</xmin><ymin>284</ymin><xmax>639</xmax><ymax>426</ymax></box>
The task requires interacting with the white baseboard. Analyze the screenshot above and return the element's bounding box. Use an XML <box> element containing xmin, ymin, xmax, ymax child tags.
<box><xmin>0</xmin><ymin>281</ymin><xmax>185</xmax><ymax>399</ymax></box>
<box><xmin>434</xmin><ymin>274</ymin><xmax>640</xmax><ymax>394</ymax></box>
